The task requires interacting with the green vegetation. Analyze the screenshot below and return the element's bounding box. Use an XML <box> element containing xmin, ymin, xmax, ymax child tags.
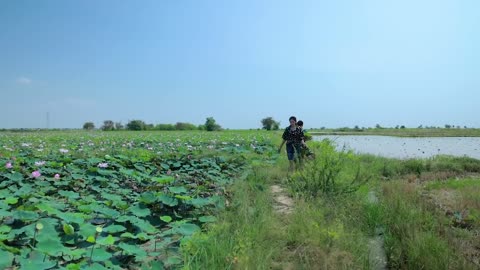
<box><xmin>0</xmin><ymin>130</ymin><xmax>276</xmax><ymax>269</ymax></box>
<box><xmin>1</xmin><ymin>130</ymin><xmax>480</xmax><ymax>269</ymax></box>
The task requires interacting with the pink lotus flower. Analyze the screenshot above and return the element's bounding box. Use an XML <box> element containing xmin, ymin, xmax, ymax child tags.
<box><xmin>166</xmin><ymin>170</ymin><xmax>172</xmax><ymax>175</ymax></box>
<box><xmin>5</xmin><ymin>162</ymin><xmax>13</xmax><ymax>169</ymax></box>
<box><xmin>31</xmin><ymin>171</ymin><xmax>41</xmax><ymax>178</ymax></box>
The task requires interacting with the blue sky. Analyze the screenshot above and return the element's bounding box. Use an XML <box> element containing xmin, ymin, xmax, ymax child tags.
<box><xmin>1</xmin><ymin>0</ymin><xmax>479</xmax><ymax>129</ymax></box>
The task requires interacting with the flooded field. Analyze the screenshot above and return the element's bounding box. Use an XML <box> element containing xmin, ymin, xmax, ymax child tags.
<box><xmin>314</xmin><ymin>135</ymin><xmax>480</xmax><ymax>159</ymax></box>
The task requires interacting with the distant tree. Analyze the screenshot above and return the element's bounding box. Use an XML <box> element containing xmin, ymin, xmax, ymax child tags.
<box><xmin>418</xmin><ymin>125</ymin><xmax>423</xmax><ymax>129</ymax></box>
<box><xmin>464</xmin><ymin>126</ymin><xmax>468</xmax><ymax>129</ymax></box>
<box><xmin>115</xmin><ymin>122</ymin><xmax>124</xmax><ymax>130</ymax></box>
<box><xmin>83</xmin><ymin>122</ymin><xmax>95</xmax><ymax>130</ymax></box>
<box><xmin>198</xmin><ymin>124</ymin><xmax>206</xmax><ymax>131</ymax></box>
<box><xmin>205</xmin><ymin>117</ymin><xmax>222</xmax><ymax>131</ymax></box>
<box><xmin>101</xmin><ymin>120</ymin><xmax>115</xmax><ymax>131</ymax></box>
<box><xmin>261</xmin><ymin>117</ymin><xmax>280</xmax><ymax>130</ymax></box>
<box><xmin>375</xmin><ymin>124</ymin><xmax>382</xmax><ymax>129</ymax></box>
<box><xmin>126</xmin><ymin>120</ymin><xmax>146</xmax><ymax>131</ymax></box>
<box><xmin>146</xmin><ymin>124</ymin><xmax>155</xmax><ymax>130</ymax></box>
<box><xmin>445</xmin><ymin>124</ymin><xmax>451</xmax><ymax>129</ymax></box>
<box><xmin>400</xmin><ymin>125</ymin><xmax>406</xmax><ymax>129</ymax></box>
<box><xmin>175</xmin><ymin>122</ymin><xmax>197</xmax><ymax>130</ymax></box>
<box><xmin>395</xmin><ymin>125</ymin><xmax>399</xmax><ymax>129</ymax></box>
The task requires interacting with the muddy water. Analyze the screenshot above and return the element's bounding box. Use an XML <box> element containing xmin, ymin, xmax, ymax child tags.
<box><xmin>314</xmin><ymin>135</ymin><xmax>480</xmax><ymax>159</ymax></box>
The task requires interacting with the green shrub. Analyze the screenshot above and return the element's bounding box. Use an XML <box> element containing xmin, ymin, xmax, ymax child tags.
<box><xmin>288</xmin><ymin>140</ymin><xmax>370</xmax><ymax>198</ymax></box>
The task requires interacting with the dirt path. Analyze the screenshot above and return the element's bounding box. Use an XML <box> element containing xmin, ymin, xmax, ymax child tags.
<box><xmin>270</xmin><ymin>184</ymin><xmax>294</xmax><ymax>215</ymax></box>
<box><xmin>367</xmin><ymin>191</ymin><xmax>388</xmax><ymax>270</ymax></box>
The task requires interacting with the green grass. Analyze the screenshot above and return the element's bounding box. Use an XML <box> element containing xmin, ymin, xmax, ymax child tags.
<box><xmin>426</xmin><ymin>178</ymin><xmax>480</xmax><ymax>190</ymax></box>
<box><xmin>182</xmin><ymin>164</ymin><xmax>287</xmax><ymax>270</ymax></box>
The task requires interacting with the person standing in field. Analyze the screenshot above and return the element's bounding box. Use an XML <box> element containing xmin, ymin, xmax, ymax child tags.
<box><xmin>278</xmin><ymin>116</ymin><xmax>304</xmax><ymax>171</ymax></box>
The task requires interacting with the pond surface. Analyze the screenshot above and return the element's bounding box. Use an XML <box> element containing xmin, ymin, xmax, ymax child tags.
<box><xmin>313</xmin><ymin>135</ymin><xmax>480</xmax><ymax>159</ymax></box>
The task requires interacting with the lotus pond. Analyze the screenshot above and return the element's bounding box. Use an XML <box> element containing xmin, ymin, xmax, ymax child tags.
<box><xmin>0</xmin><ymin>131</ymin><xmax>278</xmax><ymax>269</ymax></box>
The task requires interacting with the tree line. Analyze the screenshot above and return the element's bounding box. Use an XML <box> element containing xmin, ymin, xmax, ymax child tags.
<box><xmin>83</xmin><ymin>116</ymin><xmax>282</xmax><ymax>131</ymax></box>
<box><xmin>83</xmin><ymin>117</ymin><xmax>222</xmax><ymax>131</ymax></box>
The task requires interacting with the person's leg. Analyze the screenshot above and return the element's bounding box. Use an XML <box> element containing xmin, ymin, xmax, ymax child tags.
<box><xmin>286</xmin><ymin>143</ymin><xmax>295</xmax><ymax>172</ymax></box>
<box><xmin>294</xmin><ymin>144</ymin><xmax>303</xmax><ymax>169</ymax></box>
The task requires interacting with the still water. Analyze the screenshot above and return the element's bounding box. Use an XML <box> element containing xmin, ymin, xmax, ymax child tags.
<box><xmin>313</xmin><ymin>135</ymin><xmax>480</xmax><ymax>159</ymax></box>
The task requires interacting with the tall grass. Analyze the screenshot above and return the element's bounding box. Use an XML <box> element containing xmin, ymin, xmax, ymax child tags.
<box><xmin>182</xmin><ymin>164</ymin><xmax>286</xmax><ymax>270</ymax></box>
<box><xmin>375</xmin><ymin>181</ymin><xmax>475</xmax><ymax>269</ymax></box>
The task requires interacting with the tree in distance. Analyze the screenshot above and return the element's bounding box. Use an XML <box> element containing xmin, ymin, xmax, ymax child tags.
<box><xmin>101</xmin><ymin>120</ymin><xmax>115</xmax><ymax>131</ymax></box>
<box><xmin>261</xmin><ymin>117</ymin><xmax>280</xmax><ymax>130</ymax></box>
<box><xmin>205</xmin><ymin>117</ymin><xmax>222</xmax><ymax>131</ymax></box>
<box><xmin>126</xmin><ymin>120</ymin><xmax>147</xmax><ymax>131</ymax></box>
<box><xmin>83</xmin><ymin>122</ymin><xmax>95</xmax><ymax>130</ymax></box>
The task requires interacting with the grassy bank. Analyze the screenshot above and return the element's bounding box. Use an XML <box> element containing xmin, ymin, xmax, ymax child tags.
<box><xmin>183</xmin><ymin>139</ymin><xmax>480</xmax><ymax>269</ymax></box>
<box><xmin>310</xmin><ymin>128</ymin><xmax>480</xmax><ymax>137</ymax></box>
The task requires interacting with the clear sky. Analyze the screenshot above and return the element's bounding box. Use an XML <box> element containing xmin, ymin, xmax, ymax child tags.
<box><xmin>1</xmin><ymin>0</ymin><xmax>479</xmax><ymax>129</ymax></box>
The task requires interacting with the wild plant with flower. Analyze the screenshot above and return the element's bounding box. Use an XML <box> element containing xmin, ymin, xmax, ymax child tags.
<box><xmin>31</xmin><ymin>171</ymin><xmax>41</xmax><ymax>178</ymax></box>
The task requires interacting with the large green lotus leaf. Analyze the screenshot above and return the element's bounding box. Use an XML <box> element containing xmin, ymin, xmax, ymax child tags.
<box><xmin>95</xmin><ymin>207</ymin><xmax>120</xmax><ymax>218</ymax></box>
<box><xmin>36</xmin><ymin>203</ymin><xmax>60</xmax><ymax>215</ymax></box>
<box><xmin>58</xmin><ymin>190</ymin><xmax>80</xmax><ymax>200</ymax></box>
<box><xmin>77</xmin><ymin>204</ymin><xmax>98</xmax><ymax>214</ymax></box>
<box><xmin>128</xmin><ymin>216</ymin><xmax>157</xmax><ymax>234</ymax></box>
<box><xmin>188</xmin><ymin>197</ymin><xmax>212</xmax><ymax>208</ymax></box>
<box><xmin>0</xmin><ymin>209</ymin><xmax>11</xmax><ymax>218</ymax></box>
<box><xmin>138</xmin><ymin>192</ymin><xmax>157</xmax><ymax>204</ymax></box>
<box><xmin>83</xmin><ymin>263</ymin><xmax>109</xmax><ymax>270</ymax></box>
<box><xmin>0</xmin><ymin>189</ymin><xmax>12</xmax><ymax>199</ymax></box>
<box><xmin>78</xmin><ymin>223</ymin><xmax>97</xmax><ymax>239</ymax></box>
<box><xmin>0</xmin><ymin>249</ymin><xmax>14</xmax><ymax>269</ymax></box>
<box><xmin>100</xmin><ymin>192</ymin><xmax>122</xmax><ymax>202</ymax></box>
<box><xmin>168</xmin><ymin>186</ymin><xmax>187</xmax><ymax>194</ymax></box>
<box><xmin>103</xmin><ymin>225</ymin><xmax>126</xmax><ymax>234</ymax></box>
<box><xmin>4</xmin><ymin>197</ymin><xmax>18</xmax><ymax>205</ymax></box>
<box><xmin>96</xmin><ymin>234</ymin><xmax>116</xmax><ymax>246</ymax></box>
<box><xmin>158</xmin><ymin>194</ymin><xmax>178</xmax><ymax>207</ymax></box>
<box><xmin>165</xmin><ymin>256</ymin><xmax>183</xmax><ymax>266</ymax></box>
<box><xmin>36</xmin><ymin>237</ymin><xmax>68</xmax><ymax>256</ymax></box>
<box><xmin>56</xmin><ymin>212</ymin><xmax>85</xmax><ymax>224</ymax></box>
<box><xmin>12</xmin><ymin>210</ymin><xmax>39</xmax><ymax>221</ymax></box>
<box><xmin>16</xmin><ymin>184</ymin><xmax>34</xmax><ymax>198</ymax></box>
<box><xmin>119</xmin><ymin>168</ymin><xmax>135</xmax><ymax>176</ymax></box>
<box><xmin>118</xmin><ymin>242</ymin><xmax>147</xmax><ymax>260</ymax></box>
<box><xmin>8</xmin><ymin>172</ymin><xmax>24</xmax><ymax>181</ymax></box>
<box><xmin>152</xmin><ymin>176</ymin><xmax>174</xmax><ymax>184</ymax></box>
<box><xmin>91</xmin><ymin>247</ymin><xmax>113</xmax><ymax>262</ymax></box>
<box><xmin>129</xmin><ymin>203</ymin><xmax>151</xmax><ymax>217</ymax></box>
<box><xmin>19</xmin><ymin>252</ymin><xmax>57</xmax><ymax>270</ymax></box>
<box><xmin>176</xmin><ymin>223</ymin><xmax>200</xmax><ymax>236</ymax></box>
<box><xmin>97</xmin><ymin>170</ymin><xmax>114</xmax><ymax>176</ymax></box>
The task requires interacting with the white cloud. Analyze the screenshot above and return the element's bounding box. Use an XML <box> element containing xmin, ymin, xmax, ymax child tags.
<box><xmin>16</xmin><ymin>77</ymin><xmax>32</xmax><ymax>85</ymax></box>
